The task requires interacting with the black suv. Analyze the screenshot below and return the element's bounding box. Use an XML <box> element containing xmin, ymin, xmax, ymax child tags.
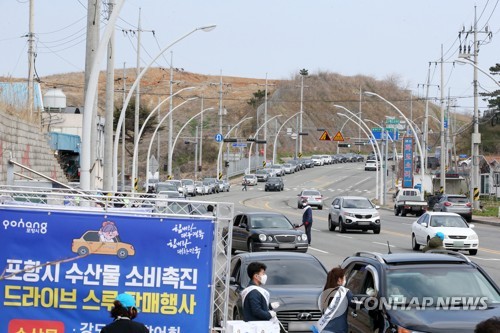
<box><xmin>341</xmin><ymin>251</ymin><xmax>500</xmax><ymax>333</ymax></box>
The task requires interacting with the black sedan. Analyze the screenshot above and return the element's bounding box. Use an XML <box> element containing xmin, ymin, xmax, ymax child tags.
<box><xmin>225</xmin><ymin>212</ymin><xmax>309</xmax><ymax>253</ymax></box>
<box><xmin>214</xmin><ymin>252</ymin><xmax>327</xmax><ymax>332</ymax></box>
<box><xmin>265</xmin><ymin>177</ymin><xmax>284</xmax><ymax>191</ymax></box>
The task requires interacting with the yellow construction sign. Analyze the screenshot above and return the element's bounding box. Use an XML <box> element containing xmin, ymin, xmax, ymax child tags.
<box><xmin>332</xmin><ymin>131</ymin><xmax>345</xmax><ymax>142</ymax></box>
<box><xmin>319</xmin><ymin>131</ymin><xmax>331</xmax><ymax>141</ymax></box>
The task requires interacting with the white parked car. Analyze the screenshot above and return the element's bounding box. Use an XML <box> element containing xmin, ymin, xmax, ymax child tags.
<box><xmin>311</xmin><ymin>155</ymin><xmax>324</xmax><ymax>166</ymax></box>
<box><xmin>364</xmin><ymin>159</ymin><xmax>379</xmax><ymax>171</ymax></box>
<box><xmin>411</xmin><ymin>212</ymin><xmax>479</xmax><ymax>255</ymax></box>
<box><xmin>328</xmin><ymin>196</ymin><xmax>381</xmax><ymax>233</ymax></box>
<box><xmin>242</xmin><ymin>174</ymin><xmax>258</xmax><ymax>186</ymax></box>
<box><xmin>283</xmin><ymin>163</ymin><xmax>295</xmax><ymax>174</ymax></box>
<box><xmin>194</xmin><ymin>181</ymin><xmax>210</xmax><ymax>195</ymax></box>
<box><xmin>181</xmin><ymin>179</ymin><xmax>196</xmax><ymax>196</ymax></box>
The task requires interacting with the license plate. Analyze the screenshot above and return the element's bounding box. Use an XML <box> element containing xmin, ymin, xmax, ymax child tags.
<box><xmin>288</xmin><ymin>321</ymin><xmax>315</xmax><ymax>330</ymax></box>
<box><xmin>279</xmin><ymin>243</ymin><xmax>295</xmax><ymax>249</ymax></box>
<box><xmin>454</xmin><ymin>241</ymin><xmax>464</xmax><ymax>247</ymax></box>
<box><xmin>358</xmin><ymin>221</ymin><xmax>370</xmax><ymax>225</ymax></box>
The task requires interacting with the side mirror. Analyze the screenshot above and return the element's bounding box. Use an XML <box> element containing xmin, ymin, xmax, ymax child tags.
<box><xmin>421</xmin><ymin>223</ymin><xmax>428</xmax><ymax>227</ymax></box>
<box><xmin>229</xmin><ymin>277</ymin><xmax>238</xmax><ymax>285</ymax></box>
<box><xmin>333</xmin><ymin>205</ymin><xmax>340</xmax><ymax>209</ymax></box>
<box><xmin>375</xmin><ymin>205</ymin><xmax>380</xmax><ymax>209</ymax></box>
<box><xmin>469</xmin><ymin>224</ymin><xmax>475</xmax><ymax>228</ymax></box>
<box><xmin>240</xmin><ymin>223</ymin><xmax>247</xmax><ymax>229</ymax></box>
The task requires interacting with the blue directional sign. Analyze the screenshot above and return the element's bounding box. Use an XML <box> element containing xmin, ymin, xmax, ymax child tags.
<box><xmin>215</xmin><ymin>133</ymin><xmax>223</xmax><ymax>142</ymax></box>
<box><xmin>232</xmin><ymin>142</ymin><xmax>248</xmax><ymax>148</ymax></box>
<box><xmin>371</xmin><ymin>128</ymin><xmax>399</xmax><ymax>141</ymax></box>
<box><xmin>403</xmin><ymin>137</ymin><xmax>414</xmax><ymax>188</ymax></box>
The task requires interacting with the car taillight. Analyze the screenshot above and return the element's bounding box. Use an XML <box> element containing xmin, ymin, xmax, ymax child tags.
<box><xmin>444</xmin><ymin>202</ymin><xmax>452</xmax><ymax>207</ymax></box>
<box><xmin>465</xmin><ymin>202</ymin><xmax>472</xmax><ymax>207</ymax></box>
<box><xmin>315</xmin><ymin>197</ymin><xmax>322</xmax><ymax>200</ymax></box>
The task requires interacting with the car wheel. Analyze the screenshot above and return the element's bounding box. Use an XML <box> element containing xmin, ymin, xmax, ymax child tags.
<box><xmin>412</xmin><ymin>234</ymin><xmax>420</xmax><ymax>251</ymax></box>
<box><xmin>373</xmin><ymin>228</ymin><xmax>380</xmax><ymax>234</ymax></box>
<box><xmin>248</xmin><ymin>240</ymin><xmax>255</xmax><ymax>253</ymax></box>
<box><xmin>297</xmin><ymin>203</ymin><xmax>302</xmax><ymax>209</ymax></box>
<box><xmin>265</xmin><ymin>188</ymin><xmax>268</xmax><ymax>192</ymax></box>
<box><xmin>318</xmin><ymin>205</ymin><xmax>323</xmax><ymax>210</ymax></box>
<box><xmin>394</xmin><ymin>206</ymin><xmax>399</xmax><ymax>216</ymax></box>
<box><xmin>117</xmin><ymin>248</ymin><xmax>129</xmax><ymax>259</ymax></box>
<box><xmin>328</xmin><ymin>216</ymin><xmax>336</xmax><ymax>231</ymax></box>
<box><xmin>465</xmin><ymin>215</ymin><xmax>472</xmax><ymax>222</ymax></box>
<box><xmin>401</xmin><ymin>209</ymin><xmax>407</xmax><ymax>217</ymax></box>
<box><xmin>469</xmin><ymin>249</ymin><xmax>478</xmax><ymax>255</ymax></box>
<box><xmin>77</xmin><ymin>246</ymin><xmax>90</xmax><ymax>256</ymax></box>
<box><xmin>339</xmin><ymin>218</ymin><xmax>346</xmax><ymax>233</ymax></box>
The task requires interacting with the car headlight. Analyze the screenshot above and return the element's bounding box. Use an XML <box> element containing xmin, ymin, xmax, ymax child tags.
<box><xmin>468</xmin><ymin>233</ymin><xmax>478</xmax><ymax>240</ymax></box>
<box><xmin>301</xmin><ymin>234</ymin><xmax>308</xmax><ymax>241</ymax></box>
<box><xmin>343</xmin><ymin>212</ymin><xmax>355</xmax><ymax>217</ymax></box>
<box><xmin>373</xmin><ymin>212</ymin><xmax>380</xmax><ymax>218</ymax></box>
<box><xmin>258</xmin><ymin>234</ymin><xmax>267</xmax><ymax>242</ymax></box>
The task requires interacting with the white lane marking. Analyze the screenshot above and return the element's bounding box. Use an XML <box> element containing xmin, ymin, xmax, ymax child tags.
<box><xmin>308</xmin><ymin>247</ymin><xmax>329</xmax><ymax>254</ymax></box>
<box><xmin>372</xmin><ymin>242</ymin><xmax>396</xmax><ymax>248</ymax></box>
<box><xmin>472</xmin><ymin>257</ymin><xmax>500</xmax><ymax>261</ymax></box>
<box><xmin>312</xmin><ymin>227</ymin><xmax>321</xmax><ymax>231</ymax></box>
<box><xmin>337</xmin><ymin>235</ymin><xmax>353</xmax><ymax>239</ymax></box>
<box><xmin>402</xmin><ymin>223</ymin><xmax>413</xmax><ymax>226</ymax></box>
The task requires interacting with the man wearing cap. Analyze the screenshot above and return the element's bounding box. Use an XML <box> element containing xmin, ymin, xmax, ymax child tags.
<box><xmin>298</xmin><ymin>198</ymin><xmax>313</xmax><ymax>245</ymax></box>
<box><xmin>100</xmin><ymin>293</ymin><xmax>149</xmax><ymax>333</ymax></box>
<box><xmin>423</xmin><ymin>232</ymin><xmax>445</xmax><ymax>252</ymax></box>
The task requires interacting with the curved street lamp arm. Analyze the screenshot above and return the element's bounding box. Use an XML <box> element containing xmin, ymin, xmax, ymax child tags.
<box><xmin>172</xmin><ymin>107</ymin><xmax>215</xmax><ymax>157</ymax></box>
<box><xmin>145</xmin><ymin>98</ymin><xmax>198</xmax><ymax>182</ymax></box>
<box><xmin>272</xmin><ymin>112</ymin><xmax>302</xmax><ymax>164</ymax></box>
<box><xmin>113</xmin><ymin>25</ymin><xmax>216</xmax><ymax>191</ymax></box>
<box><xmin>248</xmin><ymin>115</ymin><xmax>282</xmax><ymax>172</ymax></box>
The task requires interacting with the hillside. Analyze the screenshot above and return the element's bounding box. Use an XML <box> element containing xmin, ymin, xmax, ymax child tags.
<box><xmin>2</xmin><ymin>69</ymin><xmax>479</xmax><ymax>178</ymax></box>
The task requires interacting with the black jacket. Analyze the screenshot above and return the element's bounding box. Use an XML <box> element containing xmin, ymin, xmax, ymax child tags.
<box><xmin>100</xmin><ymin>318</ymin><xmax>149</xmax><ymax>333</ymax></box>
<box><xmin>242</xmin><ymin>281</ymin><xmax>272</xmax><ymax>321</ymax></box>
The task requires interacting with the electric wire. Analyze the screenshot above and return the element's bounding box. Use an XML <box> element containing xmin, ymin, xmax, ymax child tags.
<box><xmin>36</xmin><ymin>15</ymin><xmax>87</xmax><ymax>35</ymax></box>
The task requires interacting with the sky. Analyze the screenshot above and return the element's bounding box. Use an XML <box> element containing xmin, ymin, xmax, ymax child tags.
<box><xmin>1</xmin><ymin>0</ymin><xmax>499</xmax><ymax>113</ymax></box>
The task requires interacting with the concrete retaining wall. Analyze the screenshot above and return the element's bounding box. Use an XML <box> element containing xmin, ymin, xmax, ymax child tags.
<box><xmin>0</xmin><ymin>109</ymin><xmax>68</xmax><ymax>184</ymax></box>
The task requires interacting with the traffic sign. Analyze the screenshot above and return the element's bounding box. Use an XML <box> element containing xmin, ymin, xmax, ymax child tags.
<box><xmin>218</xmin><ymin>172</ymin><xmax>223</xmax><ymax>180</ymax></box>
<box><xmin>298</xmin><ymin>152</ymin><xmax>302</xmax><ymax>158</ymax></box>
<box><xmin>332</xmin><ymin>131</ymin><xmax>345</xmax><ymax>142</ymax></box>
<box><xmin>386</xmin><ymin>118</ymin><xmax>400</xmax><ymax>125</ymax></box>
<box><xmin>232</xmin><ymin>142</ymin><xmax>248</xmax><ymax>148</ymax></box>
<box><xmin>319</xmin><ymin>131</ymin><xmax>331</xmax><ymax>141</ymax></box>
<box><xmin>215</xmin><ymin>133</ymin><xmax>223</xmax><ymax>142</ymax></box>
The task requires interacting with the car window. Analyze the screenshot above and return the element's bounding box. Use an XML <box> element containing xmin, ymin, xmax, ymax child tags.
<box><xmin>430</xmin><ymin>215</ymin><xmax>468</xmax><ymax>228</ymax></box>
<box><xmin>448</xmin><ymin>196</ymin><xmax>469</xmax><ymax>203</ymax></box>
<box><xmin>262</xmin><ymin>259</ymin><xmax>326</xmax><ymax>286</ymax></box>
<box><xmin>345</xmin><ymin>263</ymin><xmax>369</xmax><ymax>294</ymax></box>
<box><xmin>416</xmin><ymin>214</ymin><xmax>426</xmax><ymax>225</ymax></box>
<box><xmin>343</xmin><ymin>199</ymin><xmax>373</xmax><ymax>209</ymax></box>
<box><xmin>83</xmin><ymin>231</ymin><xmax>100</xmax><ymax>242</ymax></box>
<box><xmin>250</xmin><ymin>215</ymin><xmax>293</xmax><ymax>229</ymax></box>
<box><xmin>230</xmin><ymin>258</ymin><xmax>242</xmax><ymax>282</ymax></box>
<box><xmin>303</xmin><ymin>190</ymin><xmax>320</xmax><ymax>196</ymax></box>
<box><xmin>385</xmin><ymin>267</ymin><xmax>500</xmax><ymax>304</ymax></box>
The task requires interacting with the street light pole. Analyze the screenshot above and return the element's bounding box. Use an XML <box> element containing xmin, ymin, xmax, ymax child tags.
<box><xmin>364</xmin><ymin>91</ymin><xmax>425</xmax><ymax>199</ymax></box>
<box><xmin>171</xmin><ymin>107</ymin><xmax>215</xmax><ymax>159</ymax></box>
<box><xmin>217</xmin><ymin>117</ymin><xmax>254</xmax><ymax>176</ymax></box>
<box><xmin>130</xmin><ymin>87</ymin><xmax>195</xmax><ymax>192</ymax></box>
<box><xmin>272</xmin><ymin>112</ymin><xmax>303</xmax><ymax>165</ymax></box>
<box><xmin>145</xmin><ymin>98</ymin><xmax>198</xmax><ymax>180</ymax></box>
<box><xmin>248</xmin><ymin>115</ymin><xmax>282</xmax><ymax>173</ymax></box>
<box><xmin>81</xmin><ymin>0</ymin><xmax>124</xmax><ymax>191</ymax></box>
<box><xmin>335</xmin><ymin>105</ymin><xmax>384</xmax><ymax>203</ymax></box>
<box><xmin>337</xmin><ymin>113</ymin><xmax>381</xmax><ymax>202</ymax></box>
<box><xmin>112</xmin><ymin>24</ymin><xmax>216</xmax><ymax>191</ymax></box>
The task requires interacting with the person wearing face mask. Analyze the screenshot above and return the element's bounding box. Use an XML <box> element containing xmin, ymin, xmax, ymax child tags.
<box><xmin>313</xmin><ymin>266</ymin><xmax>355</xmax><ymax>333</ymax></box>
<box><xmin>241</xmin><ymin>262</ymin><xmax>279</xmax><ymax>322</ymax></box>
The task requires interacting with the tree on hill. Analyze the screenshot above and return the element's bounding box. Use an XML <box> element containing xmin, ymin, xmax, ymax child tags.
<box><xmin>479</xmin><ymin>63</ymin><xmax>500</xmax><ymax>124</ymax></box>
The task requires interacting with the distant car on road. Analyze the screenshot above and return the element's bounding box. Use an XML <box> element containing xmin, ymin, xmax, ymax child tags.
<box><xmin>328</xmin><ymin>196</ymin><xmax>381</xmax><ymax>233</ymax></box>
<box><xmin>224</xmin><ymin>212</ymin><xmax>309</xmax><ymax>253</ymax></box>
<box><xmin>364</xmin><ymin>159</ymin><xmax>378</xmax><ymax>171</ymax></box>
<box><xmin>255</xmin><ymin>169</ymin><xmax>270</xmax><ymax>182</ymax></box>
<box><xmin>432</xmin><ymin>194</ymin><xmax>472</xmax><ymax>222</ymax></box>
<box><xmin>242</xmin><ymin>174</ymin><xmax>258</xmax><ymax>186</ymax></box>
<box><xmin>297</xmin><ymin>189</ymin><xmax>323</xmax><ymax>209</ymax></box>
<box><xmin>265</xmin><ymin>177</ymin><xmax>284</xmax><ymax>191</ymax></box>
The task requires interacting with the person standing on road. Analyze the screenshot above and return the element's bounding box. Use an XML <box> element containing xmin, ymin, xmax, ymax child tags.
<box><xmin>242</xmin><ymin>178</ymin><xmax>248</xmax><ymax>191</ymax></box>
<box><xmin>313</xmin><ymin>267</ymin><xmax>354</xmax><ymax>333</ymax></box>
<box><xmin>100</xmin><ymin>293</ymin><xmax>149</xmax><ymax>333</ymax></box>
<box><xmin>241</xmin><ymin>262</ymin><xmax>279</xmax><ymax>322</ymax></box>
<box><xmin>299</xmin><ymin>198</ymin><xmax>313</xmax><ymax>245</ymax></box>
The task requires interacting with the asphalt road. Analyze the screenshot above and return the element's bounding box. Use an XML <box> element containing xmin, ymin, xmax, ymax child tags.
<box><xmin>213</xmin><ymin>162</ymin><xmax>500</xmax><ymax>284</ymax></box>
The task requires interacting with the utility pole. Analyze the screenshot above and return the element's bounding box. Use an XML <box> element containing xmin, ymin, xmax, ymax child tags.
<box><xmin>439</xmin><ymin>44</ymin><xmax>446</xmax><ymax>194</ymax></box>
<box><xmin>459</xmin><ymin>6</ymin><xmax>492</xmax><ymax>209</ymax></box>
<box><xmin>103</xmin><ymin>0</ymin><xmax>115</xmax><ymax>192</ymax></box>
<box><xmin>358</xmin><ymin>86</ymin><xmax>362</xmax><ymax>153</ymax></box>
<box><xmin>264</xmin><ymin>74</ymin><xmax>269</xmax><ymax>161</ymax></box>
<box><xmin>83</xmin><ymin>0</ymin><xmax>100</xmax><ymax>190</ymax></box>
<box><xmin>422</xmin><ymin>63</ymin><xmax>431</xmax><ymax>172</ymax></box>
<box><xmin>133</xmin><ymin>8</ymin><xmax>142</xmax><ymax>188</ymax></box>
<box><xmin>199</xmin><ymin>96</ymin><xmax>204</xmax><ymax>175</ymax></box>
<box><xmin>121</xmin><ymin>63</ymin><xmax>126</xmax><ymax>191</ymax></box>
<box><xmin>27</xmin><ymin>0</ymin><xmax>35</xmax><ymax>118</ymax></box>
<box><xmin>167</xmin><ymin>51</ymin><xmax>174</xmax><ymax>179</ymax></box>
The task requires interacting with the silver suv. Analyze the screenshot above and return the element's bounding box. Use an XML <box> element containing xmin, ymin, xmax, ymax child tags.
<box><xmin>328</xmin><ymin>196</ymin><xmax>381</xmax><ymax>233</ymax></box>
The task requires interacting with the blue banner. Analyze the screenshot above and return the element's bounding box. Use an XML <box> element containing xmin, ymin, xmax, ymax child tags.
<box><xmin>0</xmin><ymin>208</ymin><xmax>214</xmax><ymax>333</ymax></box>
<box><xmin>403</xmin><ymin>137</ymin><xmax>414</xmax><ymax>188</ymax></box>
